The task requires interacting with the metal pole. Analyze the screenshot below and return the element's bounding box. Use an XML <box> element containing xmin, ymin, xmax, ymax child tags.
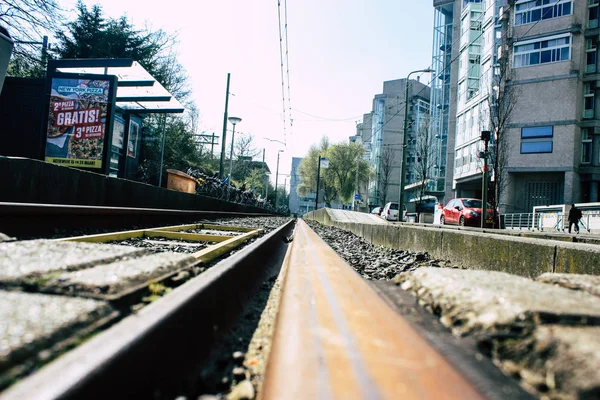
<box><xmin>283</xmin><ymin>177</ymin><xmax>287</xmax><ymax>208</ymax></box>
<box><xmin>315</xmin><ymin>155</ymin><xmax>321</xmax><ymax>211</ymax></box>
<box><xmin>481</xmin><ymin>139</ymin><xmax>489</xmax><ymax>228</ymax></box>
<box><xmin>353</xmin><ymin>155</ymin><xmax>359</xmax><ymax>211</ymax></box>
<box><xmin>41</xmin><ymin>36</ymin><xmax>48</xmax><ymax>67</ymax></box>
<box><xmin>219</xmin><ymin>73</ymin><xmax>230</xmax><ymax>178</ymax></box>
<box><xmin>398</xmin><ymin>69</ymin><xmax>432</xmax><ymax>213</ymax></box>
<box><xmin>275</xmin><ymin>152</ymin><xmax>281</xmax><ymax>207</ymax></box>
<box><xmin>262</xmin><ymin>149</ymin><xmax>266</xmax><ymax>196</ymax></box>
<box><xmin>399</xmin><ymin>76</ymin><xmax>411</xmax><ymax>209</ymax></box>
<box><xmin>211</xmin><ymin>133</ymin><xmax>215</xmax><ymax>156</ymax></box>
<box><xmin>158</xmin><ymin>114</ymin><xmax>167</xmax><ymax>187</ymax></box>
<box><xmin>228</xmin><ymin>123</ymin><xmax>236</xmax><ymax>179</ymax></box>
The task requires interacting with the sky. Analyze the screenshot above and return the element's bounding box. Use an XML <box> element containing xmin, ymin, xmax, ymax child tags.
<box><xmin>59</xmin><ymin>0</ymin><xmax>434</xmax><ymax>189</ymax></box>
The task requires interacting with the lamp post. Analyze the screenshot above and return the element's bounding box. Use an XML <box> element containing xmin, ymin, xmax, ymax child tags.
<box><xmin>228</xmin><ymin>116</ymin><xmax>242</xmax><ymax>180</ymax></box>
<box><xmin>399</xmin><ymin>68</ymin><xmax>434</xmax><ymax>214</ymax></box>
<box><xmin>315</xmin><ymin>155</ymin><xmax>322</xmax><ymax>211</ymax></box>
<box><xmin>274</xmin><ymin>150</ymin><xmax>283</xmax><ymax>207</ymax></box>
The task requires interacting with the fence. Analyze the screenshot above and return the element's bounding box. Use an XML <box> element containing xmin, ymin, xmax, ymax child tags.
<box><xmin>502</xmin><ymin>211</ymin><xmax>600</xmax><ymax>233</ymax></box>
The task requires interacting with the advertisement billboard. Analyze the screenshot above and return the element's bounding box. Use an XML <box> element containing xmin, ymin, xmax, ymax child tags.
<box><xmin>44</xmin><ymin>75</ymin><xmax>115</xmax><ymax>169</ymax></box>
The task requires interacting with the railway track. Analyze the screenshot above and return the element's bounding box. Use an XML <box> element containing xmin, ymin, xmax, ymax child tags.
<box><xmin>0</xmin><ymin>202</ymin><xmax>274</xmax><ymax>238</ymax></box>
<box><xmin>0</xmin><ymin>211</ymin><xmax>548</xmax><ymax>399</ymax></box>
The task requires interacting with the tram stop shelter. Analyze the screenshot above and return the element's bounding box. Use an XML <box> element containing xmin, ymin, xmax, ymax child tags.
<box><xmin>43</xmin><ymin>58</ymin><xmax>184</xmax><ymax>179</ymax></box>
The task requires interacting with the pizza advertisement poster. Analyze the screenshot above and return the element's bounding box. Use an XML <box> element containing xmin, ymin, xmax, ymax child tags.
<box><xmin>44</xmin><ymin>77</ymin><xmax>112</xmax><ymax>169</ymax></box>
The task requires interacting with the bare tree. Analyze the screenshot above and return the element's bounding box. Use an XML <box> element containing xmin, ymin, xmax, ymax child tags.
<box><xmin>0</xmin><ymin>0</ymin><xmax>61</xmax><ymax>41</ymax></box>
<box><xmin>232</xmin><ymin>134</ymin><xmax>260</xmax><ymax>182</ymax></box>
<box><xmin>1</xmin><ymin>0</ymin><xmax>62</xmax><ymax>76</ymax></box>
<box><xmin>377</xmin><ymin>146</ymin><xmax>395</xmax><ymax>206</ymax></box>
<box><xmin>412</xmin><ymin>116</ymin><xmax>436</xmax><ymax>212</ymax></box>
<box><xmin>486</xmin><ymin>21</ymin><xmax>520</xmax><ymax>225</ymax></box>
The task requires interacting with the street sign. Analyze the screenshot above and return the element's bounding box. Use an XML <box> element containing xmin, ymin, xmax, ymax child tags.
<box><xmin>354</xmin><ymin>193</ymin><xmax>361</xmax><ymax>200</ymax></box>
<box><xmin>319</xmin><ymin>158</ymin><xmax>329</xmax><ymax>168</ymax></box>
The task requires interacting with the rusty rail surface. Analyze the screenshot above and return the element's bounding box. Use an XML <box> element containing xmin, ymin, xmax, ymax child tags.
<box><xmin>263</xmin><ymin>219</ymin><xmax>488</xmax><ymax>400</ymax></box>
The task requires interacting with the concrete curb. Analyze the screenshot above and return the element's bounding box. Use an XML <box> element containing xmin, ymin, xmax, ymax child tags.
<box><xmin>304</xmin><ymin>208</ymin><xmax>600</xmax><ymax>277</ymax></box>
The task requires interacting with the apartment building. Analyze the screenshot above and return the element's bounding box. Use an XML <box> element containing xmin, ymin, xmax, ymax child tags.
<box><xmin>356</xmin><ymin>79</ymin><xmax>430</xmax><ymax>208</ymax></box>
<box><xmin>438</xmin><ymin>0</ymin><xmax>596</xmax><ymax>213</ymax></box>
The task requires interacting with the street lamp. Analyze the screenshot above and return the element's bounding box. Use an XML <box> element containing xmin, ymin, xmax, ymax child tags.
<box><xmin>228</xmin><ymin>116</ymin><xmax>242</xmax><ymax>180</ymax></box>
<box><xmin>399</xmin><ymin>68</ymin><xmax>434</xmax><ymax>215</ymax></box>
<box><xmin>274</xmin><ymin>150</ymin><xmax>284</xmax><ymax>207</ymax></box>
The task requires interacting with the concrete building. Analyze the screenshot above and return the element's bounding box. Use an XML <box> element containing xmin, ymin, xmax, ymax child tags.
<box><xmin>356</xmin><ymin>79</ymin><xmax>431</xmax><ymax>209</ymax></box>
<box><xmin>431</xmin><ymin>0</ymin><xmax>457</xmax><ymax>204</ymax></box>
<box><xmin>436</xmin><ymin>0</ymin><xmax>596</xmax><ymax>213</ymax></box>
<box><xmin>289</xmin><ymin>157</ymin><xmax>316</xmax><ymax>216</ymax></box>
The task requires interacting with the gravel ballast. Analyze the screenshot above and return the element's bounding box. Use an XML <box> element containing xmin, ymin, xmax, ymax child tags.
<box><xmin>304</xmin><ymin>219</ymin><xmax>461</xmax><ymax>279</ymax></box>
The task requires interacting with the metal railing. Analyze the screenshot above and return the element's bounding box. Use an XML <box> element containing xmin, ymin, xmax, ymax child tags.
<box><xmin>503</xmin><ymin>212</ymin><xmax>595</xmax><ymax>233</ymax></box>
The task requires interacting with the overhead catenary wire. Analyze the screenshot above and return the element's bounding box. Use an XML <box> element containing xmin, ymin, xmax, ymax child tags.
<box><xmin>277</xmin><ymin>0</ymin><xmax>288</xmax><ymax>146</ymax></box>
<box><xmin>284</xmin><ymin>0</ymin><xmax>293</xmax><ymax>131</ymax></box>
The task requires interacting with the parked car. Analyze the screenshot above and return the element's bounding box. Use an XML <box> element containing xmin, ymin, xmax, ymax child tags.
<box><xmin>370</xmin><ymin>206</ymin><xmax>382</xmax><ymax>216</ymax></box>
<box><xmin>440</xmin><ymin>198</ymin><xmax>494</xmax><ymax>227</ymax></box>
<box><xmin>406</xmin><ymin>195</ymin><xmax>438</xmax><ymax>214</ymax></box>
<box><xmin>381</xmin><ymin>202</ymin><xmax>406</xmax><ymax>221</ymax></box>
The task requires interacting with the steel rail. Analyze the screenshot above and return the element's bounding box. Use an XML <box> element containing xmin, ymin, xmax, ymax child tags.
<box><xmin>0</xmin><ymin>219</ymin><xmax>295</xmax><ymax>400</ymax></box>
<box><xmin>0</xmin><ymin>202</ymin><xmax>273</xmax><ymax>237</ymax></box>
<box><xmin>263</xmin><ymin>219</ymin><xmax>487</xmax><ymax>399</ymax></box>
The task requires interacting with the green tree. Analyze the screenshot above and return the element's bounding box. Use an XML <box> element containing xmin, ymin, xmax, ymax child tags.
<box><xmin>298</xmin><ymin>138</ymin><xmax>337</xmax><ymax>207</ymax></box>
<box><xmin>138</xmin><ymin>115</ymin><xmax>206</xmax><ymax>186</ymax></box>
<box><xmin>55</xmin><ymin>2</ymin><xmax>164</xmax><ymax>76</ymax></box>
<box><xmin>298</xmin><ymin>138</ymin><xmax>371</xmax><ymax>207</ymax></box>
<box><xmin>327</xmin><ymin>141</ymin><xmax>371</xmax><ymax>203</ymax></box>
<box><xmin>245</xmin><ymin>168</ymin><xmax>269</xmax><ymax>196</ymax></box>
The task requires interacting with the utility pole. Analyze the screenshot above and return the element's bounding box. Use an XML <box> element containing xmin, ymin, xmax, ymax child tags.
<box><xmin>219</xmin><ymin>73</ymin><xmax>231</xmax><ymax>179</ymax></box>
<box><xmin>210</xmin><ymin>133</ymin><xmax>216</xmax><ymax>156</ymax></box>
<box><xmin>157</xmin><ymin>114</ymin><xmax>167</xmax><ymax>186</ymax></box>
<box><xmin>480</xmin><ymin>130</ymin><xmax>491</xmax><ymax>228</ymax></box>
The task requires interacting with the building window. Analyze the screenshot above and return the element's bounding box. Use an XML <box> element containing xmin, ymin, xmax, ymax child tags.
<box><xmin>590</xmin><ymin>0</ymin><xmax>599</xmax><ymax>29</ymax></box>
<box><xmin>582</xmin><ymin>128</ymin><xmax>593</xmax><ymax>163</ymax></box>
<box><xmin>587</xmin><ymin>39</ymin><xmax>597</xmax><ymax>73</ymax></box>
<box><xmin>585</xmin><ymin>83</ymin><xmax>595</xmax><ymax>119</ymax></box>
<box><xmin>515</xmin><ymin>0</ymin><xmax>573</xmax><ymax>26</ymax></box>
<box><xmin>521</xmin><ymin>126</ymin><xmax>553</xmax><ymax>154</ymax></box>
<box><xmin>514</xmin><ymin>35</ymin><xmax>571</xmax><ymax>67</ymax></box>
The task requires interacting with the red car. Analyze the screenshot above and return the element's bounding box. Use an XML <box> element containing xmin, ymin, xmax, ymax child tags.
<box><xmin>440</xmin><ymin>198</ymin><xmax>494</xmax><ymax>227</ymax></box>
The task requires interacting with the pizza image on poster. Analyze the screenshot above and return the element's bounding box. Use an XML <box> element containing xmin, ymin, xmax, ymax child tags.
<box><xmin>45</xmin><ymin>77</ymin><xmax>111</xmax><ymax>169</ymax></box>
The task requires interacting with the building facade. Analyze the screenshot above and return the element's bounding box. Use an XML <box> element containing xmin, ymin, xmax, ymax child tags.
<box><xmin>356</xmin><ymin>79</ymin><xmax>431</xmax><ymax>208</ymax></box>
<box><xmin>289</xmin><ymin>157</ymin><xmax>316</xmax><ymax>216</ymax></box>
<box><xmin>436</xmin><ymin>0</ymin><xmax>597</xmax><ymax>213</ymax></box>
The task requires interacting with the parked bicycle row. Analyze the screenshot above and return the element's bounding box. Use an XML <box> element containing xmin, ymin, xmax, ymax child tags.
<box><xmin>186</xmin><ymin>168</ymin><xmax>289</xmax><ymax>214</ymax></box>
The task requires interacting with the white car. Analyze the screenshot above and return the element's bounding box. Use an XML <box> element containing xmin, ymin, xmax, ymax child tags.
<box><xmin>381</xmin><ymin>202</ymin><xmax>400</xmax><ymax>221</ymax></box>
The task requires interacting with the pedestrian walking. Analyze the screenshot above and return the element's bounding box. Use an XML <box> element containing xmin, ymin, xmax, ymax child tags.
<box><xmin>568</xmin><ymin>204</ymin><xmax>582</xmax><ymax>234</ymax></box>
